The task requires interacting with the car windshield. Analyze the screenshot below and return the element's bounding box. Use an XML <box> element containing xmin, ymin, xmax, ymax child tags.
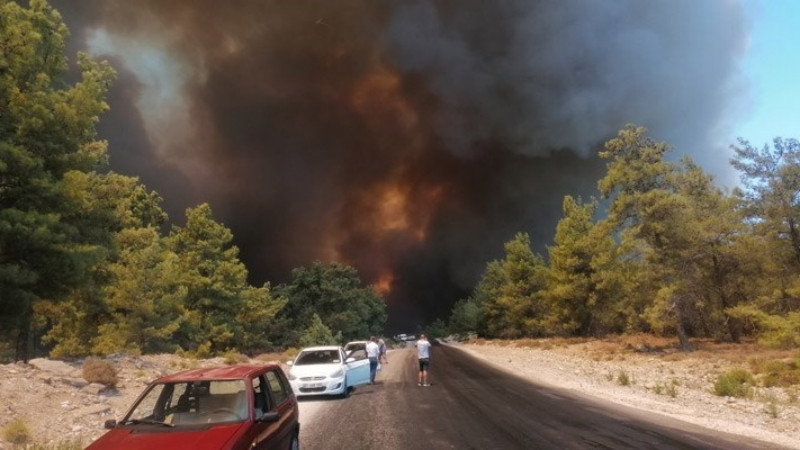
<box><xmin>295</xmin><ymin>350</ymin><xmax>341</xmax><ymax>365</ymax></box>
<box><xmin>124</xmin><ymin>379</ymin><xmax>249</xmax><ymax>426</ymax></box>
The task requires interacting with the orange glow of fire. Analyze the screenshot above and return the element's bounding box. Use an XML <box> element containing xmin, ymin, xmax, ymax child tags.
<box><xmin>350</xmin><ymin>66</ymin><xmax>420</xmax><ymax>135</ymax></box>
<box><xmin>373</xmin><ymin>272</ymin><xmax>394</xmax><ymax>296</ymax></box>
<box><xmin>372</xmin><ymin>182</ymin><xmax>442</xmax><ymax>242</ymax></box>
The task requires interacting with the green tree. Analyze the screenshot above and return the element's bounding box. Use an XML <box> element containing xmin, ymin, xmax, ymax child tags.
<box><xmin>298</xmin><ymin>314</ymin><xmax>341</xmax><ymax>347</ymax></box>
<box><xmin>90</xmin><ymin>227</ymin><xmax>184</xmax><ymax>355</ymax></box>
<box><xmin>479</xmin><ymin>233</ymin><xmax>548</xmax><ymax>338</ymax></box>
<box><xmin>0</xmin><ymin>0</ymin><xmax>116</xmax><ymax>359</ymax></box>
<box><xmin>545</xmin><ymin>196</ymin><xmax>617</xmax><ymax>336</ymax></box>
<box><xmin>731</xmin><ymin>138</ymin><xmax>800</xmax><ymax>313</ymax></box>
<box><xmin>731</xmin><ymin>138</ymin><xmax>800</xmax><ymax>267</ymax></box>
<box><xmin>34</xmin><ymin>175</ymin><xmax>172</xmax><ymax>357</ymax></box>
<box><xmin>167</xmin><ymin>203</ymin><xmax>280</xmax><ymax>354</ymax></box>
<box><xmin>235</xmin><ymin>283</ymin><xmax>287</xmax><ymax>353</ymax></box>
<box><xmin>275</xmin><ymin>261</ymin><xmax>386</xmax><ymax>346</ymax></box>
<box><xmin>727</xmin><ymin>137</ymin><xmax>800</xmax><ymax>348</ymax></box>
<box><xmin>598</xmin><ymin>125</ymin><xmax>749</xmax><ymax>349</ymax></box>
<box><xmin>448</xmin><ymin>296</ymin><xmax>482</xmax><ymax>335</ymax></box>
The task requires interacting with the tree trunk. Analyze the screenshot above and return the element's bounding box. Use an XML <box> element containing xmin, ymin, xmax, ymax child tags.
<box><xmin>674</xmin><ymin>298</ymin><xmax>693</xmax><ymax>352</ymax></box>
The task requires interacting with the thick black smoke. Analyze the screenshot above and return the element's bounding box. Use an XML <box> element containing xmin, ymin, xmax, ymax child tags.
<box><xmin>49</xmin><ymin>0</ymin><xmax>749</xmax><ymax>332</ymax></box>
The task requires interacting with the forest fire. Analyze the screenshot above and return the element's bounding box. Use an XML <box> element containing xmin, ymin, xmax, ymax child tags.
<box><xmin>52</xmin><ymin>0</ymin><xmax>749</xmax><ymax>330</ymax></box>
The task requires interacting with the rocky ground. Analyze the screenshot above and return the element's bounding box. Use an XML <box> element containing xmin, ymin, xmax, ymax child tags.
<box><xmin>0</xmin><ymin>336</ymin><xmax>798</xmax><ymax>449</ymax></box>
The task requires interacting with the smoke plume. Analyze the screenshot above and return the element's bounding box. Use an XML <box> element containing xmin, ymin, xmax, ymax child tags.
<box><xmin>50</xmin><ymin>0</ymin><xmax>750</xmax><ymax>331</ymax></box>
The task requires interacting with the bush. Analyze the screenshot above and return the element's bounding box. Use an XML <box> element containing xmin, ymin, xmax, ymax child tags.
<box><xmin>616</xmin><ymin>370</ymin><xmax>631</xmax><ymax>386</ymax></box>
<box><xmin>2</xmin><ymin>418</ymin><xmax>31</xmax><ymax>445</ymax></box>
<box><xmin>223</xmin><ymin>351</ymin><xmax>248</xmax><ymax>365</ymax></box>
<box><xmin>82</xmin><ymin>358</ymin><xmax>118</xmax><ymax>388</ymax></box>
<box><xmin>713</xmin><ymin>368</ymin><xmax>754</xmax><ymax>397</ymax></box>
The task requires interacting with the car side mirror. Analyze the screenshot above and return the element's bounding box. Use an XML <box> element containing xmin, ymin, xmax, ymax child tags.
<box><xmin>286</xmin><ymin>361</ymin><xmax>293</xmax><ymax>366</ymax></box>
<box><xmin>104</xmin><ymin>419</ymin><xmax>117</xmax><ymax>429</ymax></box>
<box><xmin>345</xmin><ymin>357</ymin><xmax>355</xmax><ymax>363</ymax></box>
<box><xmin>258</xmin><ymin>411</ymin><xmax>281</xmax><ymax>423</ymax></box>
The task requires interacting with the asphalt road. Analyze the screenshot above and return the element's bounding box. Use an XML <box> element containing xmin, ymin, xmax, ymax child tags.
<box><xmin>297</xmin><ymin>344</ymin><xmax>787</xmax><ymax>450</ymax></box>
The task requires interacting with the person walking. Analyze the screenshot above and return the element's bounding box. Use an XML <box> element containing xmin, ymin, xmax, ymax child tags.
<box><xmin>415</xmin><ymin>334</ymin><xmax>431</xmax><ymax>386</ymax></box>
<box><xmin>378</xmin><ymin>338</ymin><xmax>388</xmax><ymax>364</ymax></box>
<box><xmin>366</xmin><ymin>336</ymin><xmax>380</xmax><ymax>384</ymax></box>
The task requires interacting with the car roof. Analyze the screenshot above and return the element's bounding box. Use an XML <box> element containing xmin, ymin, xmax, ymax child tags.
<box><xmin>298</xmin><ymin>345</ymin><xmax>342</xmax><ymax>352</ymax></box>
<box><xmin>154</xmin><ymin>364</ymin><xmax>281</xmax><ymax>383</ymax></box>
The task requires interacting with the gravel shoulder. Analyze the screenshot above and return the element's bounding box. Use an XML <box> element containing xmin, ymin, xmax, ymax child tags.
<box><xmin>454</xmin><ymin>339</ymin><xmax>800</xmax><ymax>449</ymax></box>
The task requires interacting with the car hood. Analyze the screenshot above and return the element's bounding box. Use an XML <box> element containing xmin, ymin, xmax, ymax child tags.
<box><xmin>86</xmin><ymin>423</ymin><xmax>245</xmax><ymax>450</ymax></box>
<box><xmin>290</xmin><ymin>363</ymin><xmax>342</xmax><ymax>377</ymax></box>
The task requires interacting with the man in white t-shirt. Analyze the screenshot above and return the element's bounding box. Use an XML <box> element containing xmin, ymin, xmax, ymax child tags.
<box><xmin>366</xmin><ymin>336</ymin><xmax>380</xmax><ymax>384</ymax></box>
<box><xmin>415</xmin><ymin>334</ymin><xmax>431</xmax><ymax>386</ymax></box>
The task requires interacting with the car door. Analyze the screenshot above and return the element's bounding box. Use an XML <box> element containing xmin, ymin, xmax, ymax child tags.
<box><xmin>249</xmin><ymin>372</ymin><xmax>295</xmax><ymax>450</ymax></box>
<box><xmin>342</xmin><ymin>348</ymin><xmax>370</xmax><ymax>387</ymax></box>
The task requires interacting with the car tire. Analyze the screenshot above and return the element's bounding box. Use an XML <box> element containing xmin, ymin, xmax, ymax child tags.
<box><xmin>289</xmin><ymin>431</ymin><xmax>299</xmax><ymax>450</ymax></box>
<box><xmin>340</xmin><ymin>379</ymin><xmax>350</xmax><ymax>399</ymax></box>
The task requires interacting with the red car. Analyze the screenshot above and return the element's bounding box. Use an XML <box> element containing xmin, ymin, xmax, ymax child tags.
<box><xmin>86</xmin><ymin>364</ymin><xmax>299</xmax><ymax>450</ymax></box>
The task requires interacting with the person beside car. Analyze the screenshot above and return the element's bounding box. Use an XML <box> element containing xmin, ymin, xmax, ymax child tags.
<box><xmin>366</xmin><ymin>336</ymin><xmax>380</xmax><ymax>384</ymax></box>
<box><xmin>378</xmin><ymin>338</ymin><xmax>388</xmax><ymax>364</ymax></box>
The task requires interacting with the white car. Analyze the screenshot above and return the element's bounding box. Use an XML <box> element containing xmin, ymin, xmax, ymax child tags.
<box><xmin>286</xmin><ymin>345</ymin><xmax>370</xmax><ymax>398</ymax></box>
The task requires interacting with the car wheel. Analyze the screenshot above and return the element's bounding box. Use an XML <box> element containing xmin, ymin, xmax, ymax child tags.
<box><xmin>339</xmin><ymin>379</ymin><xmax>350</xmax><ymax>399</ymax></box>
<box><xmin>289</xmin><ymin>431</ymin><xmax>299</xmax><ymax>450</ymax></box>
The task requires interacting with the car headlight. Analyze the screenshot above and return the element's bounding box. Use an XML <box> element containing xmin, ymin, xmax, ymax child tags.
<box><xmin>288</xmin><ymin>371</ymin><xmax>297</xmax><ymax>381</ymax></box>
<box><xmin>330</xmin><ymin>368</ymin><xmax>344</xmax><ymax>378</ymax></box>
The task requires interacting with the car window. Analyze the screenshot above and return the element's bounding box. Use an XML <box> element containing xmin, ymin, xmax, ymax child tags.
<box><xmin>253</xmin><ymin>376</ymin><xmax>271</xmax><ymax>417</ymax></box>
<box><xmin>265</xmin><ymin>370</ymin><xmax>289</xmax><ymax>405</ymax></box>
<box><xmin>127</xmin><ymin>383</ymin><xmax>169</xmax><ymax>422</ymax></box>
<box><xmin>346</xmin><ymin>348</ymin><xmax>367</xmax><ymax>360</ymax></box>
<box><xmin>295</xmin><ymin>350</ymin><xmax>341</xmax><ymax>365</ymax></box>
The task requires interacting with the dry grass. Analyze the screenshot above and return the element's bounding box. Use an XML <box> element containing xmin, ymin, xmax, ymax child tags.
<box><xmin>253</xmin><ymin>351</ymin><xmax>290</xmax><ymax>363</ymax></box>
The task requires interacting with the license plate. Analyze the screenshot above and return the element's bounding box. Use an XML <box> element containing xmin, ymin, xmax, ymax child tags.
<box><xmin>304</xmin><ymin>383</ymin><xmax>324</xmax><ymax>388</ymax></box>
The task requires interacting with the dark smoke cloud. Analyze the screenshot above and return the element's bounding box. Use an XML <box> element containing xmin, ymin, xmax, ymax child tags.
<box><xmin>49</xmin><ymin>0</ymin><xmax>750</xmax><ymax>331</ymax></box>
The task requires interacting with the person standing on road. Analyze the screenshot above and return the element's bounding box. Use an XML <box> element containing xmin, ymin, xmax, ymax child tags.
<box><xmin>366</xmin><ymin>336</ymin><xmax>380</xmax><ymax>384</ymax></box>
<box><xmin>378</xmin><ymin>338</ymin><xmax>388</xmax><ymax>365</ymax></box>
<box><xmin>415</xmin><ymin>334</ymin><xmax>431</xmax><ymax>386</ymax></box>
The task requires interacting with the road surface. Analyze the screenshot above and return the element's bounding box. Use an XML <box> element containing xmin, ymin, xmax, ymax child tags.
<box><xmin>296</xmin><ymin>343</ymin><xmax>787</xmax><ymax>450</ymax></box>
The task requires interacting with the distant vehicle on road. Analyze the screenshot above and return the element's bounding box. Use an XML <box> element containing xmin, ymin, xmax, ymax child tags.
<box><xmin>287</xmin><ymin>345</ymin><xmax>370</xmax><ymax>398</ymax></box>
<box><xmin>85</xmin><ymin>364</ymin><xmax>299</xmax><ymax>450</ymax></box>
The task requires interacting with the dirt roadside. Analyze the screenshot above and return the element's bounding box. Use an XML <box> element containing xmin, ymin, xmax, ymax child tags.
<box><xmin>0</xmin><ymin>337</ymin><xmax>798</xmax><ymax>449</ymax></box>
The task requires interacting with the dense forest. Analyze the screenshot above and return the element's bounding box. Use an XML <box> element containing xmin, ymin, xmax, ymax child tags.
<box><xmin>448</xmin><ymin>127</ymin><xmax>800</xmax><ymax>351</ymax></box>
<box><xmin>0</xmin><ymin>1</ymin><xmax>386</xmax><ymax>362</ymax></box>
<box><xmin>2</xmin><ymin>1</ymin><xmax>798</xmax><ymax>362</ymax></box>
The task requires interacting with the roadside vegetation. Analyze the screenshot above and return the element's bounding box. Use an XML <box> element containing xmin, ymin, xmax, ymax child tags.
<box><xmin>2</xmin><ymin>418</ymin><xmax>85</xmax><ymax>449</ymax></box>
<box><xmin>445</xmin><ymin>129</ymin><xmax>800</xmax><ymax>353</ymax></box>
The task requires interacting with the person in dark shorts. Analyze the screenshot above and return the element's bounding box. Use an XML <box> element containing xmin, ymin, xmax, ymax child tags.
<box><xmin>415</xmin><ymin>334</ymin><xmax>431</xmax><ymax>386</ymax></box>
